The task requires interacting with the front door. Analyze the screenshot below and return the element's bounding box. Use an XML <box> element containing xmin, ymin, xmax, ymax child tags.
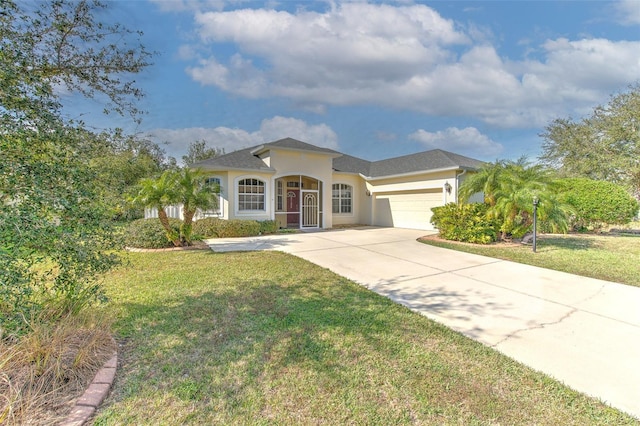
<box><xmin>287</xmin><ymin>190</ymin><xmax>299</xmax><ymax>227</ymax></box>
<box><xmin>301</xmin><ymin>190</ymin><xmax>319</xmax><ymax>228</ymax></box>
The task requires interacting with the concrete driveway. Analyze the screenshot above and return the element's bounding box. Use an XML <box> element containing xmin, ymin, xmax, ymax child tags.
<box><xmin>206</xmin><ymin>227</ymin><xmax>640</xmax><ymax>419</ymax></box>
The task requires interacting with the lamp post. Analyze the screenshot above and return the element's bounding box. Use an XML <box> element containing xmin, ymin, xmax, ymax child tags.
<box><xmin>532</xmin><ymin>196</ymin><xmax>539</xmax><ymax>253</ymax></box>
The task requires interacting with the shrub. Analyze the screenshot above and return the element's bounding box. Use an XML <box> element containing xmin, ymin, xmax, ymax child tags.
<box><xmin>431</xmin><ymin>203</ymin><xmax>500</xmax><ymax>244</ymax></box>
<box><xmin>125</xmin><ymin>218</ymin><xmax>183</xmax><ymax>249</ymax></box>
<box><xmin>220</xmin><ymin>220</ymin><xmax>260</xmax><ymax>237</ymax></box>
<box><xmin>192</xmin><ymin>217</ymin><xmax>225</xmax><ymax>238</ymax></box>
<box><xmin>557</xmin><ymin>178</ymin><xmax>639</xmax><ymax>231</ymax></box>
<box><xmin>258</xmin><ymin>220</ymin><xmax>278</xmax><ymax>235</ymax></box>
<box><xmin>192</xmin><ymin>218</ymin><xmax>264</xmax><ymax>238</ymax></box>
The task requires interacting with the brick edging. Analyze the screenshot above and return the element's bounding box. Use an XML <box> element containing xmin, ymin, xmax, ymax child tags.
<box><xmin>60</xmin><ymin>346</ymin><xmax>118</xmax><ymax>426</ymax></box>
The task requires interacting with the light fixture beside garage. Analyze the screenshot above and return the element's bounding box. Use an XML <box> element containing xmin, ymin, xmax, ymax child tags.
<box><xmin>444</xmin><ymin>182</ymin><xmax>452</xmax><ymax>194</ymax></box>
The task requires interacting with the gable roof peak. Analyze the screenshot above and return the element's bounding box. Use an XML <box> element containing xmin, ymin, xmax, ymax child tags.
<box><xmin>251</xmin><ymin>137</ymin><xmax>342</xmax><ymax>157</ymax></box>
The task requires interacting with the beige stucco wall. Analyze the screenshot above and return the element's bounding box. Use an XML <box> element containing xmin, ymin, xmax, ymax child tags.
<box><xmin>368</xmin><ymin>170</ymin><xmax>458</xmax><ymax>205</ymax></box>
<box><xmin>269</xmin><ymin>149</ymin><xmax>335</xmax><ymax>228</ymax></box>
<box><xmin>198</xmin><ymin>149</ymin><xmax>336</xmax><ymax>227</ymax></box>
<box><xmin>331</xmin><ymin>173</ymin><xmax>371</xmax><ymax>226</ymax></box>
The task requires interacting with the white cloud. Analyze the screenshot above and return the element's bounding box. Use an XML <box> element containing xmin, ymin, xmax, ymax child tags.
<box><xmin>145</xmin><ymin>116</ymin><xmax>338</xmax><ymax>160</ymax></box>
<box><xmin>146</xmin><ymin>126</ymin><xmax>259</xmax><ymax>160</ymax></box>
<box><xmin>176</xmin><ymin>44</ymin><xmax>198</xmax><ymax>61</ymax></box>
<box><xmin>186</xmin><ymin>54</ymin><xmax>267</xmax><ymax>98</ymax></box>
<box><xmin>181</xmin><ymin>2</ymin><xmax>640</xmax><ymax>128</ymax></box>
<box><xmin>189</xmin><ymin>3</ymin><xmax>468</xmax><ymax>96</ymax></box>
<box><xmin>409</xmin><ymin>127</ymin><xmax>503</xmax><ymax>157</ymax></box>
<box><xmin>533</xmin><ymin>38</ymin><xmax>640</xmax><ymax>91</ymax></box>
<box><xmin>615</xmin><ymin>0</ymin><xmax>640</xmax><ymax>25</ymax></box>
<box><xmin>257</xmin><ymin>116</ymin><xmax>339</xmax><ymax>150</ymax></box>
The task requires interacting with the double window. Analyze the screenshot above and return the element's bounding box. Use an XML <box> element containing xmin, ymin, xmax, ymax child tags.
<box><xmin>238</xmin><ymin>178</ymin><xmax>265</xmax><ymax>211</ymax></box>
<box><xmin>332</xmin><ymin>183</ymin><xmax>352</xmax><ymax>214</ymax></box>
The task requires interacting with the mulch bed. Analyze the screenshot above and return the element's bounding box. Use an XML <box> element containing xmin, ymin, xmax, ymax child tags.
<box><xmin>418</xmin><ymin>233</ymin><xmax>526</xmax><ymax>248</ymax></box>
<box><xmin>125</xmin><ymin>240</ymin><xmax>211</xmax><ymax>252</ymax></box>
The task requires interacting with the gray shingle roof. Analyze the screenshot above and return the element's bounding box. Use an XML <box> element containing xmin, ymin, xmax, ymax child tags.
<box><xmin>333</xmin><ymin>149</ymin><xmax>484</xmax><ymax>177</ymax></box>
<box><xmin>191</xmin><ymin>146</ymin><xmax>274</xmax><ymax>171</ymax></box>
<box><xmin>192</xmin><ymin>138</ymin><xmax>484</xmax><ymax>176</ymax></box>
<box><xmin>253</xmin><ymin>137</ymin><xmax>342</xmax><ymax>156</ymax></box>
<box><xmin>368</xmin><ymin>149</ymin><xmax>484</xmax><ymax>178</ymax></box>
<box><xmin>332</xmin><ymin>154</ymin><xmax>372</xmax><ymax>175</ymax></box>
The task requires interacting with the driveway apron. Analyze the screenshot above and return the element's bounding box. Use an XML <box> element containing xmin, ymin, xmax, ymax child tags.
<box><xmin>207</xmin><ymin>227</ymin><xmax>640</xmax><ymax>419</ymax></box>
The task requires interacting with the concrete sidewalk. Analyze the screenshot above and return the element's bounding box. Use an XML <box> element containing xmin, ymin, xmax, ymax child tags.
<box><xmin>206</xmin><ymin>227</ymin><xmax>640</xmax><ymax>418</ymax></box>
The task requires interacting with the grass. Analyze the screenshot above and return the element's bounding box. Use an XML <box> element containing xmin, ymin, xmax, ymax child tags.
<box><xmin>420</xmin><ymin>233</ymin><xmax>640</xmax><ymax>287</ymax></box>
<box><xmin>92</xmin><ymin>250</ymin><xmax>637</xmax><ymax>425</ymax></box>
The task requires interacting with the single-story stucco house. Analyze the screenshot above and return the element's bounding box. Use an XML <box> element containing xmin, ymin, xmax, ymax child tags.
<box><xmin>150</xmin><ymin>137</ymin><xmax>484</xmax><ymax>231</ymax></box>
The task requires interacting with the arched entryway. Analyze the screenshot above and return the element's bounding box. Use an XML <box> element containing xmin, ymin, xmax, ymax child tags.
<box><xmin>275</xmin><ymin>175</ymin><xmax>323</xmax><ymax>229</ymax></box>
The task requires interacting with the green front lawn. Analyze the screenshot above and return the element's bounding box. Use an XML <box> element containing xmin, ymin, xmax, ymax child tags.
<box><xmin>420</xmin><ymin>233</ymin><xmax>640</xmax><ymax>287</ymax></box>
<box><xmin>93</xmin><ymin>250</ymin><xmax>635</xmax><ymax>424</ymax></box>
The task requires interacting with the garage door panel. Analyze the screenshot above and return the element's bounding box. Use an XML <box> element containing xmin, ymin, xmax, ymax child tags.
<box><xmin>374</xmin><ymin>191</ymin><xmax>442</xmax><ymax>230</ymax></box>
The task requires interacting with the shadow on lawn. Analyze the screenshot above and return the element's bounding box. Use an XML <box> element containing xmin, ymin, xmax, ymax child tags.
<box><xmin>536</xmin><ymin>234</ymin><xmax>597</xmax><ymax>251</ymax></box>
<box><xmin>106</xmin><ymin>269</ymin><xmax>511</xmax><ymax>415</ymax></box>
<box><xmin>110</xmin><ymin>280</ymin><xmax>388</xmax><ymax>398</ymax></box>
<box><xmin>205</xmin><ymin>236</ymin><xmax>300</xmax><ymax>252</ymax></box>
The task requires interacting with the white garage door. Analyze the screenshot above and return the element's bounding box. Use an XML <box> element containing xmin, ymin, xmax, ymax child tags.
<box><xmin>374</xmin><ymin>190</ymin><xmax>442</xmax><ymax>230</ymax></box>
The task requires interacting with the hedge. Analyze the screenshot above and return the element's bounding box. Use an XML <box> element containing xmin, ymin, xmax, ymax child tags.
<box><xmin>192</xmin><ymin>218</ymin><xmax>278</xmax><ymax>238</ymax></box>
<box><xmin>557</xmin><ymin>178</ymin><xmax>639</xmax><ymax>230</ymax></box>
<box><xmin>125</xmin><ymin>218</ymin><xmax>183</xmax><ymax>249</ymax></box>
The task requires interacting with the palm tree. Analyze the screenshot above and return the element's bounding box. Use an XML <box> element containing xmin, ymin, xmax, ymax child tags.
<box><xmin>458</xmin><ymin>159</ymin><xmax>506</xmax><ymax>207</ymax></box>
<box><xmin>132</xmin><ymin>171</ymin><xmax>181</xmax><ymax>246</ymax></box>
<box><xmin>175</xmin><ymin>168</ymin><xmax>219</xmax><ymax>245</ymax></box>
<box><xmin>460</xmin><ymin>158</ymin><xmax>571</xmax><ymax>239</ymax></box>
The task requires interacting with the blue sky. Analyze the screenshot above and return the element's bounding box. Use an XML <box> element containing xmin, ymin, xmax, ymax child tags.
<box><xmin>64</xmin><ymin>0</ymin><xmax>640</xmax><ymax>163</ymax></box>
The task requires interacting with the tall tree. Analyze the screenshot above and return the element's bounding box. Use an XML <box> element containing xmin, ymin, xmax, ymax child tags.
<box><xmin>0</xmin><ymin>0</ymin><xmax>152</xmax><ymax>336</ymax></box>
<box><xmin>1</xmin><ymin>0</ymin><xmax>153</xmax><ymax>126</ymax></box>
<box><xmin>89</xmin><ymin>130</ymin><xmax>171</xmax><ymax>220</ymax></box>
<box><xmin>182</xmin><ymin>140</ymin><xmax>224</xmax><ymax>166</ymax></box>
<box><xmin>540</xmin><ymin>84</ymin><xmax>640</xmax><ymax>198</ymax></box>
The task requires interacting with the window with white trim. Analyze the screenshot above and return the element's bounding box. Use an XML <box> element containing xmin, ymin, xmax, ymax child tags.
<box><xmin>332</xmin><ymin>183</ymin><xmax>352</xmax><ymax>214</ymax></box>
<box><xmin>238</xmin><ymin>178</ymin><xmax>265</xmax><ymax>211</ymax></box>
<box><xmin>202</xmin><ymin>177</ymin><xmax>222</xmax><ymax>217</ymax></box>
<box><xmin>276</xmin><ymin>180</ymin><xmax>283</xmax><ymax>211</ymax></box>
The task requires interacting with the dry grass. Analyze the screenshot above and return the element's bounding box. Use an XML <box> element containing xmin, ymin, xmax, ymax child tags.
<box><xmin>0</xmin><ymin>311</ymin><xmax>116</xmax><ymax>425</ymax></box>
